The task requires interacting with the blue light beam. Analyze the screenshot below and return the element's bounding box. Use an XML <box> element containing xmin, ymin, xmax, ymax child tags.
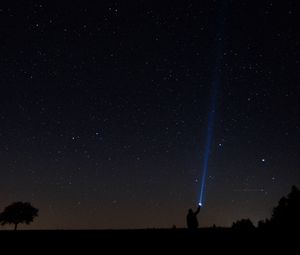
<box><xmin>198</xmin><ymin>1</ymin><xmax>228</xmax><ymax>206</ymax></box>
<box><xmin>198</xmin><ymin>79</ymin><xmax>218</xmax><ymax>206</ymax></box>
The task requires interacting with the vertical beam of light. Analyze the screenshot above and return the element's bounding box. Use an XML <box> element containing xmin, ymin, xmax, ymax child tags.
<box><xmin>198</xmin><ymin>1</ymin><xmax>228</xmax><ymax>206</ymax></box>
<box><xmin>199</xmin><ymin>80</ymin><xmax>218</xmax><ymax>206</ymax></box>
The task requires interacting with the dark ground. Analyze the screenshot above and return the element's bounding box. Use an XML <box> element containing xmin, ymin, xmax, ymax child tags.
<box><xmin>0</xmin><ymin>228</ymin><xmax>295</xmax><ymax>252</ymax></box>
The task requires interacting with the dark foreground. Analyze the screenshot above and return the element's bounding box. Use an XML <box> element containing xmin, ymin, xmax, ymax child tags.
<box><xmin>0</xmin><ymin>228</ymin><xmax>295</xmax><ymax>252</ymax></box>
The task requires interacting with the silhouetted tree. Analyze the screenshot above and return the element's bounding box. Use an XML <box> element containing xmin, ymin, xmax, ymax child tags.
<box><xmin>232</xmin><ymin>218</ymin><xmax>255</xmax><ymax>231</ymax></box>
<box><xmin>0</xmin><ymin>202</ymin><xmax>38</xmax><ymax>230</ymax></box>
<box><xmin>270</xmin><ymin>185</ymin><xmax>300</xmax><ymax>229</ymax></box>
<box><xmin>257</xmin><ymin>218</ymin><xmax>271</xmax><ymax>230</ymax></box>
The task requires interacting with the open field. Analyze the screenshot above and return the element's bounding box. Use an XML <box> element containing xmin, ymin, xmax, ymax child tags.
<box><xmin>0</xmin><ymin>228</ymin><xmax>295</xmax><ymax>252</ymax></box>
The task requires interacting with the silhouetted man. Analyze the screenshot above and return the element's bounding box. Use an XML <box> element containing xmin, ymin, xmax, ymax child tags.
<box><xmin>186</xmin><ymin>205</ymin><xmax>201</xmax><ymax>229</ymax></box>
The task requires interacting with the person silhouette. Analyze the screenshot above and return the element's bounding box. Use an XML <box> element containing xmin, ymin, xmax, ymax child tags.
<box><xmin>186</xmin><ymin>205</ymin><xmax>201</xmax><ymax>229</ymax></box>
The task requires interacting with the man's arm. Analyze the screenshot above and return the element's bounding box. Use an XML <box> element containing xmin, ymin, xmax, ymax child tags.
<box><xmin>195</xmin><ymin>205</ymin><xmax>201</xmax><ymax>215</ymax></box>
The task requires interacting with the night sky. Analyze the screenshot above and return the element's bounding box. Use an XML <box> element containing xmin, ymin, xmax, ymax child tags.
<box><xmin>0</xmin><ymin>0</ymin><xmax>299</xmax><ymax>229</ymax></box>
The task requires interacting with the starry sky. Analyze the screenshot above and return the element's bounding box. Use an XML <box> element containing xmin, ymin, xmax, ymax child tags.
<box><xmin>0</xmin><ymin>0</ymin><xmax>299</xmax><ymax>229</ymax></box>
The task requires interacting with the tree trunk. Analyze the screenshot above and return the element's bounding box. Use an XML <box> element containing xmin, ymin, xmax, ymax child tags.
<box><xmin>14</xmin><ymin>223</ymin><xmax>18</xmax><ymax>231</ymax></box>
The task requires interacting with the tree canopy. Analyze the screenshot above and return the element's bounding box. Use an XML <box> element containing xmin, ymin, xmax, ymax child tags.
<box><xmin>0</xmin><ymin>202</ymin><xmax>39</xmax><ymax>230</ymax></box>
